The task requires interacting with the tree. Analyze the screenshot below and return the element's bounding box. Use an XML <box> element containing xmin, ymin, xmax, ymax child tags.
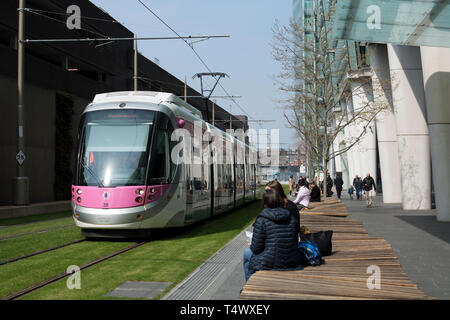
<box><xmin>271</xmin><ymin>0</ymin><xmax>393</xmax><ymax>195</ymax></box>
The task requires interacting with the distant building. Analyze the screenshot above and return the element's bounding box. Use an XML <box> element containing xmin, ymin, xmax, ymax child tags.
<box><xmin>259</xmin><ymin>148</ymin><xmax>304</xmax><ymax>183</ymax></box>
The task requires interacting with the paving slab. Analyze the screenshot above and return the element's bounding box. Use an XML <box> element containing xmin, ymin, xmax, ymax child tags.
<box><xmin>105</xmin><ymin>281</ymin><xmax>171</xmax><ymax>299</ymax></box>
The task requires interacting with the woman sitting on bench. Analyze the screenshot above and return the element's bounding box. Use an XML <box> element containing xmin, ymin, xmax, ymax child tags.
<box><xmin>292</xmin><ymin>179</ymin><xmax>310</xmax><ymax>211</ymax></box>
<box><xmin>243</xmin><ymin>189</ymin><xmax>303</xmax><ymax>282</ymax></box>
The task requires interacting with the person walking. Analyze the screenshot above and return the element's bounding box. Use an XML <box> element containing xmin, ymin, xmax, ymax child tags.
<box><xmin>362</xmin><ymin>173</ymin><xmax>376</xmax><ymax>208</ymax></box>
<box><xmin>334</xmin><ymin>175</ymin><xmax>344</xmax><ymax>199</ymax></box>
<box><xmin>352</xmin><ymin>175</ymin><xmax>359</xmax><ymax>199</ymax></box>
<box><xmin>288</xmin><ymin>175</ymin><xmax>294</xmax><ymax>196</ymax></box>
<box><xmin>354</xmin><ymin>176</ymin><xmax>362</xmax><ymax>200</ymax></box>
<box><xmin>348</xmin><ymin>185</ymin><xmax>355</xmax><ymax>200</ymax></box>
<box><xmin>326</xmin><ymin>174</ymin><xmax>334</xmax><ymax>197</ymax></box>
<box><xmin>243</xmin><ymin>189</ymin><xmax>303</xmax><ymax>281</ymax></box>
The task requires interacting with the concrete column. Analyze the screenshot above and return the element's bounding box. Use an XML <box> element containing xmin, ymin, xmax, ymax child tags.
<box><xmin>387</xmin><ymin>44</ymin><xmax>431</xmax><ymax>210</ymax></box>
<box><xmin>369</xmin><ymin>44</ymin><xmax>402</xmax><ymax>204</ymax></box>
<box><xmin>420</xmin><ymin>46</ymin><xmax>450</xmax><ymax>221</ymax></box>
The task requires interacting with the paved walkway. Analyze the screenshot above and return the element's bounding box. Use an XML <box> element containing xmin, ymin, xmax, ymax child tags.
<box><xmin>163</xmin><ymin>195</ymin><xmax>450</xmax><ymax>300</ymax></box>
<box><xmin>343</xmin><ymin>195</ymin><xmax>450</xmax><ymax>299</ymax></box>
<box><xmin>0</xmin><ymin>201</ymin><xmax>71</xmax><ymax>219</ymax></box>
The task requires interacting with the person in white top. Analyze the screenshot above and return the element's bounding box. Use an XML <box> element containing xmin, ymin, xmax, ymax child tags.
<box><xmin>292</xmin><ymin>179</ymin><xmax>310</xmax><ymax>210</ymax></box>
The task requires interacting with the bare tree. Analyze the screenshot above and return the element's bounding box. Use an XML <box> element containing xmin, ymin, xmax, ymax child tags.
<box><xmin>271</xmin><ymin>1</ymin><xmax>392</xmax><ymax>195</ymax></box>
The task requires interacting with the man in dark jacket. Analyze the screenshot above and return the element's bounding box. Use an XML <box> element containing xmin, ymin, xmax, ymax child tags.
<box><xmin>353</xmin><ymin>175</ymin><xmax>362</xmax><ymax>200</ymax></box>
<box><xmin>326</xmin><ymin>174</ymin><xmax>334</xmax><ymax>197</ymax></box>
<box><xmin>243</xmin><ymin>189</ymin><xmax>303</xmax><ymax>281</ymax></box>
<box><xmin>362</xmin><ymin>173</ymin><xmax>376</xmax><ymax>208</ymax></box>
<box><xmin>309</xmin><ymin>181</ymin><xmax>321</xmax><ymax>202</ymax></box>
<box><xmin>334</xmin><ymin>176</ymin><xmax>344</xmax><ymax>199</ymax></box>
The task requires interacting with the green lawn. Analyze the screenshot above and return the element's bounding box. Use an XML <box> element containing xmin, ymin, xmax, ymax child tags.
<box><xmin>0</xmin><ymin>227</ymin><xmax>84</xmax><ymax>263</ymax></box>
<box><xmin>1</xmin><ymin>200</ymin><xmax>261</xmax><ymax>300</ymax></box>
<box><xmin>0</xmin><ymin>215</ymin><xmax>75</xmax><ymax>239</ymax></box>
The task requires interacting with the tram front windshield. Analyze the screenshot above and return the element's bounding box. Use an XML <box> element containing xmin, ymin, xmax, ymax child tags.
<box><xmin>77</xmin><ymin>109</ymin><xmax>155</xmax><ymax>187</ymax></box>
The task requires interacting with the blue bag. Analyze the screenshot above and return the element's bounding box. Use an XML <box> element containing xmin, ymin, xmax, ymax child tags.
<box><xmin>298</xmin><ymin>240</ymin><xmax>323</xmax><ymax>266</ymax></box>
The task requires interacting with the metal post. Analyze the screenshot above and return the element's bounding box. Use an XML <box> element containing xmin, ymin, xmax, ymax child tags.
<box><xmin>184</xmin><ymin>76</ymin><xmax>187</xmax><ymax>102</ymax></box>
<box><xmin>229</xmin><ymin>106</ymin><xmax>232</xmax><ymax>131</ymax></box>
<box><xmin>133</xmin><ymin>34</ymin><xmax>138</xmax><ymax>91</ymax></box>
<box><xmin>14</xmin><ymin>0</ymin><xmax>29</xmax><ymax>205</ymax></box>
<box><xmin>212</xmin><ymin>101</ymin><xmax>215</xmax><ymax>126</ymax></box>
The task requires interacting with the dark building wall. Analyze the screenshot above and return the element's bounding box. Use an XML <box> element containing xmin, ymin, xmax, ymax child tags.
<box><xmin>0</xmin><ymin>0</ymin><xmax>246</xmax><ymax>205</ymax></box>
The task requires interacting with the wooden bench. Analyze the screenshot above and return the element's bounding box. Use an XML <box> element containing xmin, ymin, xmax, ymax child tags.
<box><xmin>240</xmin><ymin>201</ymin><xmax>434</xmax><ymax>300</ymax></box>
<box><xmin>303</xmin><ymin>198</ymin><xmax>349</xmax><ymax>217</ymax></box>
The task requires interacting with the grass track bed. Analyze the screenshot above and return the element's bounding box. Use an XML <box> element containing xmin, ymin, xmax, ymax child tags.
<box><xmin>0</xmin><ymin>240</ymin><xmax>135</xmax><ymax>298</ymax></box>
<box><xmin>19</xmin><ymin>200</ymin><xmax>261</xmax><ymax>300</ymax></box>
<box><xmin>0</xmin><ymin>227</ymin><xmax>83</xmax><ymax>263</ymax></box>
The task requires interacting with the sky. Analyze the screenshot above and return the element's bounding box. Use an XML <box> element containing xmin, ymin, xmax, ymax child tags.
<box><xmin>89</xmin><ymin>0</ymin><xmax>296</xmax><ymax>147</ymax></box>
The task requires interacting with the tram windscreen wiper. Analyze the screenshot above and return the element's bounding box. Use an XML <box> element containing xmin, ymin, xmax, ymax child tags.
<box><xmin>80</xmin><ymin>157</ymin><xmax>105</xmax><ymax>187</ymax></box>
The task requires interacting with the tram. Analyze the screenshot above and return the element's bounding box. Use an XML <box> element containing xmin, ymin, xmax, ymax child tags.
<box><xmin>71</xmin><ymin>91</ymin><xmax>259</xmax><ymax>238</ymax></box>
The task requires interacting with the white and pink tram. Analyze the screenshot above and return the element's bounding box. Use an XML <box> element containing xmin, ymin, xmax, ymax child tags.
<box><xmin>71</xmin><ymin>91</ymin><xmax>259</xmax><ymax>238</ymax></box>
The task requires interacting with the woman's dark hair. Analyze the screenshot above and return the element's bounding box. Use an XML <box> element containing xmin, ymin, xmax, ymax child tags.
<box><xmin>262</xmin><ymin>189</ymin><xmax>282</xmax><ymax>209</ymax></box>
<box><xmin>266</xmin><ymin>180</ymin><xmax>287</xmax><ymax>199</ymax></box>
<box><xmin>298</xmin><ymin>179</ymin><xmax>306</xmax><ymax>187</ymax></box>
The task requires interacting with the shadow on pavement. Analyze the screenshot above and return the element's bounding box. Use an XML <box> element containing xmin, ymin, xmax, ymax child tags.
<box><xmin>396</xmin><ymin>215</ymin><xmax>450</xmax><ymax>244</ymax></box>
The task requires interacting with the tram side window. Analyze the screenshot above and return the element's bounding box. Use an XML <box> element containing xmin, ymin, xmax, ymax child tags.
<box><xmin>148</xmin><ymin>114</ymin><xmax>175</xmax><ymax>185</ymax></box>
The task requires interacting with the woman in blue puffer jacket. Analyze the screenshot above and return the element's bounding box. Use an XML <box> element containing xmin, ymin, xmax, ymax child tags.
<box><xmin>243</xmin><ymin>189</ymin><xmax>304</xmax><ymax>281</ymax></box>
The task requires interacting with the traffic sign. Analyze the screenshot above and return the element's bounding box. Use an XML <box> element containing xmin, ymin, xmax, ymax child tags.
<box><xmin>16</xmin><ymin>150</ymin><xmax>26</xmax><ymax>166</ymax></box>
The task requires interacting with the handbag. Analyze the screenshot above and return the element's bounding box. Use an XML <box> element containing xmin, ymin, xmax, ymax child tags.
<box><xmin>300</xmin><ymin>230</ymin><xmax>333</xmax><ymax>256</ymax></box>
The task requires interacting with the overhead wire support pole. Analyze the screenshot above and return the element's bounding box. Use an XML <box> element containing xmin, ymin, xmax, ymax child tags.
<box><xmin>193</xmin><ymin>72</ymin><xmax>229</xmax><ymax>124</ymax></box>
<box><xmin>133</xmin><ymin>33</ymin><xmax>138</xmax><ymax>91</ymax></box>
<box><xmin>14</xmin><ymin>0</ymin><xmax>29</xmax><ymax>205</ymax></box>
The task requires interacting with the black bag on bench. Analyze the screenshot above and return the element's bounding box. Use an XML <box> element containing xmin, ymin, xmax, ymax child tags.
<box><xmin>301</xmin><ymin>230</ymin><xmax>333</xmax><ymax>256</ymax></box>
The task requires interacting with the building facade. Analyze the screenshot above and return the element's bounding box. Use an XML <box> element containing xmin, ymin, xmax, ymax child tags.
<box><xmin>330</xmin><ymin>0</ymin><xmax>450</xmax><ymax>221</ymax></box>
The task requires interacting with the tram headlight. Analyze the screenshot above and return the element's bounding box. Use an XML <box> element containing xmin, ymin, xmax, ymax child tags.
<box><xmin>77</xmin><ymin>189</ymin><xmax>82</xmax><ymax>195</ymax></box>
<box><xmin>77</xmin><ymin>197</ymin><xmax>82</xmax><ymax>203</ymax></box>
<box><xmin>135</xmin><ymin>196</ymin><xmax>143</xmax><ymax>203</ymax></box>
<box><xmin>136</xmin><ymin>188</ymin><xmax>144</xmax><ymax>195</ymax></box>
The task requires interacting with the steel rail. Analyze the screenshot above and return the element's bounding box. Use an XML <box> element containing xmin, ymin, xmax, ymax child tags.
<box><xmin>2</xmin><ymin>241</ymin><xmax>147</xmax><ymax>300</ymax></box>
<box><xmin>0</xmin><ymin>239</ymin><xmax>86</xmax><ymax>267</ymax></box>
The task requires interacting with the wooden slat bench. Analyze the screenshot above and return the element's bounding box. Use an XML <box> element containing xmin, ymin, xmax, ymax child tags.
<box><xmin>240</xmin><ymin>201</ymin><xmax>434</xmax><ymax>300</ymax></box>
<box><xmin>303</xmin><ymin>198</ymin><xmax>349</xmax><ymax>217</ymax></box>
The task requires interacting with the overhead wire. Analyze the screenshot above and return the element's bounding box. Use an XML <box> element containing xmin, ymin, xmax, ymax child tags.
<box><xmin>25</xmin><ymin>8</ymin><xmax>110</xmax><ymax>39</ymax></box>
<box><xmin>136</xmin><ymin>0</ymin><xmax>256</xmax><ymax>122</ymax></box>
<box><xmin>27</xmin><ymin>3</ymin><xmax>262</xmax><ymax>128</ymax></box>
<box><xmin>25</xmin><ymin>8</ymin><xmax>122</xmax><ymax>24</ymax></box>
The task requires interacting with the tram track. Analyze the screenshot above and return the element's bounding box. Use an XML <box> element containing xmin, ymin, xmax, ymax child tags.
<box><xmin>2</xmin><ymin>241</ymin><xmax>148</xmax><ymax>300</ymax></box>
<box><xmin>0</xmin><ymin>238</ymin><xmax>86</xmax><ymax>267</ymax></box>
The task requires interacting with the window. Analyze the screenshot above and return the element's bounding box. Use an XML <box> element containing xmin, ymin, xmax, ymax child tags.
<box><xmin>147</xmin><ymin>113</ymin><xmax>176</xmax><ymax>184</ymax></box>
